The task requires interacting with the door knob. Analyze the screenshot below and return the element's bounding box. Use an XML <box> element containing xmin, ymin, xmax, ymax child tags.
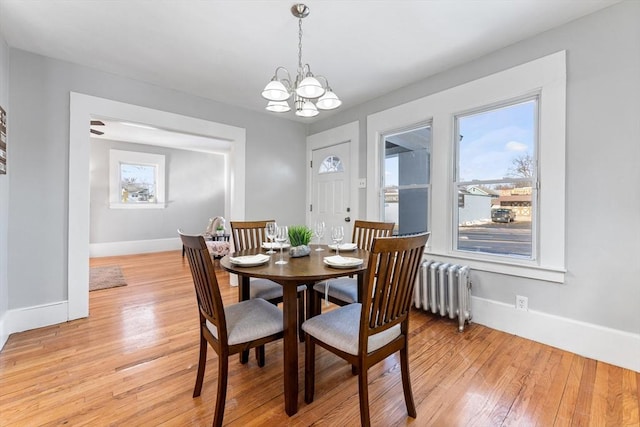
<box><xmin>344</xmin><ymin>216</ymin><xmax>351</xmax><ymax>222</ymax></box>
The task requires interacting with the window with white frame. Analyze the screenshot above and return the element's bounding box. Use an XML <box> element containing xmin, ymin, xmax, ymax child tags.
<box><xmin>319</xmin><ymin>155</ymin><xmax>344</xmax><ymax>173</ymax></box>
<box><xmin>109</xmin><ymin>149</ymin><xmax>166</xmax><ymax>209</ymax></box>
<box><xmin>455</xmin><ymin>97</ymin><xmax>537</xmax><ymax>259</ymax></box>
<box><xmin>381</xmin><ymin>124</ymin><xmax>432</xmax><ymax>236</ymax></box>
<box><xmin>367</xmin><ymin>51</ymin><xmax>566</xmax><ymax>282</ymax></box>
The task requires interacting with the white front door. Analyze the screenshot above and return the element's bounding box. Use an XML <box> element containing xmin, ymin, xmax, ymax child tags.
<box><xmin>311</xmin><ymin>142</ymin><xmax>353</xmax><ymax>240</ymax></box>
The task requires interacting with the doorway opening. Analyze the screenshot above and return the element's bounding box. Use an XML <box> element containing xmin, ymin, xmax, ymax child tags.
<box><xmin>69</xmin><ymin>93</ymin><xmax>246</xmax><ymax>320</ymax></box>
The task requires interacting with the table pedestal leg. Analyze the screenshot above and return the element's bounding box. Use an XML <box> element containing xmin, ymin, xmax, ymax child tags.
<box><xmin>238</xmin><ymin>275</ymin><xmax>250</xmax><ymax>364</ymax></box>
<box><xmin>282</xmin><ymin>282</ymin><xmax>299</xmax><ymax>415</ymax></box>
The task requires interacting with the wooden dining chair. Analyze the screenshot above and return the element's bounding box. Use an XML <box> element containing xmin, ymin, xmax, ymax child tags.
<box><xmin>179</xmin><ymin>231</ymin><xmax>284</xmax><ymax>427</ymax></box>
<box><xmin>309</xmin><ymin>220</ymin><xmax>394</xmax><ymax>316</ymax></box>
<box><xmin>230</xmin><ymin>220</ymin><xmax>306</xmax><ymax>344</ymax></box>
<box><xmin>302</xmin><ymin>232</ymin><xmax>429</xmax><ymax>427</ymax></box>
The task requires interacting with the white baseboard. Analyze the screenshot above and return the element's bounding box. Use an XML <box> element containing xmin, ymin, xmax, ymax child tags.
<box><xmin>0</xmin><ymin>312</ymin><xmax>7</xmax><ymax>351</ymax></box>
<box><xmin>0</xmin><ymin>301</ymin><xmax>69</xmax><ymax>351</ymax></box>
<box><xmin>90</xmin><ymin>237</ymin><xmax>182</xmax><ymax>257</ymax></box>
<box><xmin>471</xmin><ymin>296</ymin><xmax>640</xmax><ymax>372</ymax></box>
<box><xmin>3</xmin><ymin>293</ymin><xmax>638</xmax><ymax>373</ymax></box>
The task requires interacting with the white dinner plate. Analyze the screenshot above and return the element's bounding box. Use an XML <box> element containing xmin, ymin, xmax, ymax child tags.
<box><xmin>323</xmin><ymin>255</ymin><xmax>363</xmax><ymax>269</ymax></box>
<box><xmin>327</xmin><ymin>243</ymin><xmax>358</xmax><ymax>252</ymax></box>
<box><xmin>229</xmin><ymin>254</ymin><xmax>270</xmax><ymax>267</ymax></box>
<box><xmin>262</xmin><ymin>242</ymin><xmax>291</xmax><ymax>249</ymax></box>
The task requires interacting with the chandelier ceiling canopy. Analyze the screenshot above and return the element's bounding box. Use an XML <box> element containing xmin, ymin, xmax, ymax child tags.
<box><xmin>262</xmin><ymin>4</ymin><xmax>341</xmax><ymax>118</ymax></box>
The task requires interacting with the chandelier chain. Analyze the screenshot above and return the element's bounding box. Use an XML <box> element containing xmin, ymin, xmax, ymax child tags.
<box><xmin>298</xmin><ymin>17</ymin><xmax>303</xmax><ymax>76</ymax></box>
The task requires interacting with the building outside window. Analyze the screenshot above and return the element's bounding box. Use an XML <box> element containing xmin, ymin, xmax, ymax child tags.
<box><xmin>382</xmin><ymin>125</ymin><xmax>431</xmax><ymax>236</ymax></box>
<box><xmin>455</xmin><ymin>97</ymin><xmax>537</xmax><ymax>259</ymax></box>
<box><xmin>109</xmin><ymin>150</ymin><xmax>166</xmax><ymax>209</ymax></box>
<box><xmin>120</xmin><ymin>163</ymin><xmax>157</xmax><ymax>203</ymax></box>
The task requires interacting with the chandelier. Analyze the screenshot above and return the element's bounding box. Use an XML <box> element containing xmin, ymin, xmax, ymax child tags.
<box><xmin>261</xmin><ymin>4</ymin><xmax>341</xmax><ymax>118</ymax></box>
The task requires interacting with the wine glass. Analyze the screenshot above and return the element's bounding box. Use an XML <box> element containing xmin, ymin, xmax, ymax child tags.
<box><xmin>265</xmin><ymin>221</ymin><xmax>277</xmax><ymax>254</ymax></box>
<box><xmin>275</xmin><ymin>225</ymin><xmax>289</xmax><ymax>265</ymax></box>
<box><xmin>314</xmin><ymin>220</ymin><xmax>325</xmax><ymax>251</ymax></box>
<box><xmin>331</xmin><ymin>225</ymin><xmax>344</xmax><ymax>257</ymax></box>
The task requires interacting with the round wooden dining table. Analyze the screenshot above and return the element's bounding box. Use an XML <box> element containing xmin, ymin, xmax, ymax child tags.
<box><xmin>219</xmin><ymin>244</ymin><xmax>369</xmax><ymax>416</ymax></box>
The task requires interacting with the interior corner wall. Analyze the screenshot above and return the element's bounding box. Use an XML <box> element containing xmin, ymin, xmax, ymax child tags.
<box><xmin>0</xmin><ymin>34</ymin><xmax>9</xmax><ymax>348</ymax></box>
<box><xmin>309</xmin><ymin>0</ymin><xmax>640</xmax><ymax>358</ymax></box>
<box><xmin>6</xmin><ymin>48</ymin><xmax>306</xmax><ymax>317</ymax></box>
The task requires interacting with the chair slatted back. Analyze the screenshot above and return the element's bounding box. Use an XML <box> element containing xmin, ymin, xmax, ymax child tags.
<box><xmin>179</xmin><ymin>231</ymin><xmax>228</xmax><ymax>342</ymax></box>
<box><xmin>352</xmin><ymin>220</ymin><xmax>395</xmax><ymax>251</ymax></box>
<box><xmin>360</xmin><ymin>233</ymin><xmax>430</xmax><ymax>344</ymax></box>
<box><xmin>230</xmin><ymin>220</ymin><xmax>274</xmax><ymax>251</ymax></box>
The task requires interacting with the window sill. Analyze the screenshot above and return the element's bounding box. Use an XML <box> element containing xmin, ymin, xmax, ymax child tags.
<box><xmin>425</xmin><ymin>250</ymin><xmax>566</xmax><ymax>283</ymax></box>
<box><xmin>109</xmin><ymin>203</ymin><xmax>166</xmax><ymax>210</ymax></box>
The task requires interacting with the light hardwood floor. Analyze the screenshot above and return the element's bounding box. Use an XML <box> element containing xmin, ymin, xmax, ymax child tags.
<box><xmin>1</xmin><ymin>251</ymin><xmax>638</xmax><ymax>426</ymax></box>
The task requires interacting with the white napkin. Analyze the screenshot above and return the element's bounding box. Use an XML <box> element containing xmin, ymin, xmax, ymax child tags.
<box><xmin>324</xmin><ymin>255</ymin><xmax>360</xmax><ymax>266</ymax></box>
<box><xmin>262</xmin><ymin>242</ymin><xmax>289</xmax><ymax>249</ymax></box>
<box><xmin>230</xmin><ymin>254</ymin><xmax>269</xmax><ymax>264</ymax></box>
<box><xmin>338</xmin><ymin>243</ymin><xmax>357</xmax><ymax>250</ymax></box>
<box><xmin>329</xmin><ymin>243</ymin><xmax>357</xmax><ymax>251</ymax></box>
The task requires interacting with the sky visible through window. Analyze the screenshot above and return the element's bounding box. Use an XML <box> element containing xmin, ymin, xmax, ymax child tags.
<box><xmin>121</xmin><ymin>163</ymin><xmax>155</xmax><ymax>186</ymax></box>
<box><xmin>458</xmin><ymin>100</ymin><xmax>535</xmax><ymax>181</ymax></box>
<box><xmin>385</xmin><ymin>101</ymin><xmax>534</xmax><ymax>186</ymax></box>
<box><xmin>120</xmin><ymin>163</ymin><xmax>156</xmax><ymax>202</ymax></box>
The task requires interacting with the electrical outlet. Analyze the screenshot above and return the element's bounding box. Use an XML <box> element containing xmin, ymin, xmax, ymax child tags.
<box><xmin>516</xmin><ymin>295</ymin><xmax>528</xmax><ymax>311</ymax></box>
<box><xmin>358</xmin><ymin>178</ymin><xmax>367</xmax><ymax>188</ymax></box>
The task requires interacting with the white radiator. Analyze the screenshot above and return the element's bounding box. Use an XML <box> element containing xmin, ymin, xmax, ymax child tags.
<box><xmin>413</xmin><ymin>260</ymin><xmax>472</xmax><ymax>332</ymax></box>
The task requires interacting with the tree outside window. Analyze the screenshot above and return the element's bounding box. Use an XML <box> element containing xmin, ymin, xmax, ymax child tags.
<box><xmin>109</xmin><ymin>149</ymin><xmax>165</xmax><ymax>209</ymax></box>
<box><xmin>120</xmin><ymin>163</ymin><xmax>157</xmax><ymax>203</ymax></box>
<box><xmin>455</xmin><ymin>98</ymin><xmax>538</xmax><ymax>259</ymax></box>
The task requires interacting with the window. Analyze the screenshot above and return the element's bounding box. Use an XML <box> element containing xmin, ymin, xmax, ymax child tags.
<box><xmin>319</xmin><ymin>155</ymin><xmax>344</xmax><ymax>173</ymax></box>
<box><xmin>367</xmin><ymin>51</ymin><xmax>566</xmax><ymax>282</ymax></box>
<box><xmin>382</xmin><ymin>125</ymin><xmax>431</xmax><ymax>235</ymax></box>
<box><xmin>109</xmin><ymin>150</ymin><xmax>166</xmax><ymax>209</ymax></box>
<box><xmin>455</xmin><ymin>98</ymin><xmax>537</xmax><ymax>259</ymax></box>
<box><xmin>120</xmin><ymin>163</ymin><xmax>157</xmax><ymax>203</ymax></box>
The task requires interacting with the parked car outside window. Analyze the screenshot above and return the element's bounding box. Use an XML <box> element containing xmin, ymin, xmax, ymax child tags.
<box><xmin>492</xmin><ymin>208</ymin><xmax>515</xmax><ymax>223</ymax></box>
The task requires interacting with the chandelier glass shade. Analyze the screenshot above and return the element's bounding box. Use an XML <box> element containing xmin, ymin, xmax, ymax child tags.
<box><xmin>262</xmin><ymin>4</ymin><xmax>341</xmax><ymax>117</ymax></box>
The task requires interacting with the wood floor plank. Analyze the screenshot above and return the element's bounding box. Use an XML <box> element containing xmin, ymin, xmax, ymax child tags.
<box><xmin>0</xmin><ymin>251</ymin><xmax>637</xmax><ymax>427</ymax></box>
<box><xmin>554</xmin><ymin>354</ymin><xmax>584</xmax><ymax>426</ymax></box>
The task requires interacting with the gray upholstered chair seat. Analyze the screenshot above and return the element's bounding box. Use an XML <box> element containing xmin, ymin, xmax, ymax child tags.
<box><xmin>302</xmin><ymin>303</ymin><xmax>400</xmax><ymax>355</ymax></box>
<box><xmin>207</xmin><ymin>298</ymin><xmax>283</xmax><ymax>345</ymax></box>
<box><xmin>250</xmin><ymin>278</ymin><xmax>306</xmax><ymax>300</ymax></box>
<box><xmin>313</xmin><ymin>278</ymin><xmax>357</xmax><ymax>304</ymax></box>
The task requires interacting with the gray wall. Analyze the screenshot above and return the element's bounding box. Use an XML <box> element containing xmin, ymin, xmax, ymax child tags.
<box><xmin>7</xmin><ymin>49</ymin><xmax>306</xmax><ymax>309</ymax></box>
<box><xmin>310</xmin><ymin>1</ymin><xmax>640</xmax><ymax>334</ymax></box>
<box><xmin>0</xmin><ymin>34</ymin><xmax>8</xmax><ymax>332</ymax></box>
<box><xmin>90</xmin><ymin>139</ymin><xmax>226</xmax><ymax>242</ymax></box>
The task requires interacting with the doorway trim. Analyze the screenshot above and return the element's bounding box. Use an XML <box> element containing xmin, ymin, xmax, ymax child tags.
<box><xmin>306</xmin><ymin>121</ymin><xmax>359</xmax><ymax>228</ymax></box>
<box><xmin>69</xmin><ymin>93</ymin><xmax>246</xmax><ymax>320</ymax></box>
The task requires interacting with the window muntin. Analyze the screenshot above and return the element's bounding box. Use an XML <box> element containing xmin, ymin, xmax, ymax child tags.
<box><xmin>455</xmin><ymin>98</ymin><xmax>537</xmax><ymax>259</ymax></box>
<box><xmin>382</xmin><ymin>125</ymin><xmax>431</xmax><ymax>235</ymax></box>
<box><xmin>318</xmin><ymin>155</ymin><xmax>344</xmax><ymax>173</ymax></box>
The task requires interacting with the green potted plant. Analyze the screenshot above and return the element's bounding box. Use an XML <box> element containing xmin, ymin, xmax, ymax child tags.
<box><xmin>288</xmin><ymin>225</ymin><xmax>313</xmax><ymax>257</ymax></box>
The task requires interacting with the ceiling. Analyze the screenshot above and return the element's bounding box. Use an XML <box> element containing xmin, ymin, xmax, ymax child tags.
<box><xmin>89</xmin><ymin>119</ymin><xmax>232</xmax><ymax>153</ymax></box>
<box><xmin>0</xmin><ymin>0</ymin><xmax>621</xmax><ymax>124</ymax></box>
